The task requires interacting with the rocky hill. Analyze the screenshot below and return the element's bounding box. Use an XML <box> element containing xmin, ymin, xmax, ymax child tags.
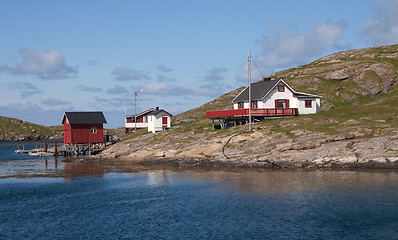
<box><xmin>269</xmin><ymin>44</ymin><xmax>398</xmax><ymax>111</ymax></box>
<box><xmin>87</xmin><ymin>45</ymin><xmax>398</xmax><ymax>169</ymax></box>
<box><xmin>0</xmin><ymin>116</ymin><xmax>57</xmax><ymax>141</ymax></box>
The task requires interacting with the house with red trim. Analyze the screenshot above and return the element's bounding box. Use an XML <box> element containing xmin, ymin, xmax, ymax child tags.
<box><xmin>125</xmin><ymin>107</ymin><xmax>172</xmax><ymax>133</ymax></box>
<box><xmin>206</xmin><ymin>78</ymin><xmax>321</xmax><ymax>127</ymax></box>
<box><xmin>62</xmin><ymin>112</ymin><xmax>107</xmax><ymax>144</ymax></box>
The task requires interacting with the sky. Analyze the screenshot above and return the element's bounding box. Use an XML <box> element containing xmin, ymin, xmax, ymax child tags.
<box><xmin>0</xmin><ymin>0</ymin><xmax>397</xmax><ymax>128</ymax></box>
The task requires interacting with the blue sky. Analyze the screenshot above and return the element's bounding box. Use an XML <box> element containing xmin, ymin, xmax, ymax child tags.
<box><xmin>0</xmin><ymin>0</ymin><xmax>397</xmax><ymax>128</ymax></box>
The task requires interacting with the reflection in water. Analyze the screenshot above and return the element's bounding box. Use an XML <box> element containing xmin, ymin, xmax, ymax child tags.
<box><xmin>146</xmin><ymin>171</ymin><xmax>171</xmax><ymax>186</ymax></box>
<box><xmin>155</xmin><ymin>169</ymin><xmax>398</xmax><ymax>195</ymax></box>
<box><xmin>1</xmin><ymin>165</ymin><xmax>397</xmax><ymax>239</ymax></box>
<box><xmin>63</xmin><ymin>162</ymin><xmax>104</xmax><ymax>181</ymax></box>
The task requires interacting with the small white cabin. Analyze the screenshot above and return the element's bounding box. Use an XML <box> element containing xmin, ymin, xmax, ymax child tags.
<box><xmin>125</xmin><ymin>107</ymin><xmax>172</xmax><ymax>134</ymax></box>
<box><xmin>147</xmin><ymin>109</ymin><xmax>172</xmax><ymax>133</ymax></box>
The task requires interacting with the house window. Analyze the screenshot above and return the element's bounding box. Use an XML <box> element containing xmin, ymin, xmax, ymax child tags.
<box><xmin>251</xmin><ymin>100</ymin><xmax>258</xmax><ymax>109</ymax></box>
<box><xmin>276</xmin><ymin>99</ymin><xmax>290</xmax><ymax>109</ymax></box>
<box><xmin>144</xmin><ymin>116</ymin><xmax>147</xmax><ymax>123</ymax></box>
<box><xmin>278</xmin><ymin>85</ymin><xmax>285</xmax><ymax>92</ymax></box>
<box><xmin>91</xmin><ymin>127</ymin><xmax>97</xmax><ymax>134</ymax></box>
<box><xmin>238</xmin><ymin>102</ymin><xmax>244</xmax><ymax>109</ymax></box>
<box><xmin>305</xmin><ymin>100</ymin><xmax>312</xmax><ymax>108</ymax></box>
<box><xmin>277</xmin><ymin>100</ymin><xmax>286</xmax><ymax>108</ymax></box>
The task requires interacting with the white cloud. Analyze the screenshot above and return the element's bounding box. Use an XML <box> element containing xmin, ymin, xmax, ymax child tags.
<box><xmin>241</xmin><ymin>20</ymin><xmax>347</xmax><ymax>81</ymax></box>
<box><xmin>7</xmin><ymin>81</ymin><xmax>43</xmax><ymax>97</ymax></box>
<box><xmin>155</xmin><ymin>65</ymin><xmax>173</xmax><ymax>72</ymax></box>
<box><xmin>141</xmin><ymin>82</ymin><xmax>183</xmax><ymax>95</ymax></box>
<box><xmin>111</xmin><ymin>67</ymin><xmax>150</xmax><ymax>81</ymax></box>
<box><xmin>78</xmin><ymin>85</ymin><xmax>103</xmax><ymax>92</ymax></box>
<box><xmin>88</xmin><ymin>59</ymin><xmax>99</xmax><ymax>66</ymax></box>
<box><xmin>362</xmin><ymin>0</ymin><xmax>398</xmax><ymax>45</ymax></box>
<box><xmin>141</xmin><ymin>82</ymin><xmax>222</xmax><ymax>97</ymax></box>
<box><xmin>106</xmin><ymin>85</ymin><xmax>129</xmax><ymax>95</ymax></box>
<box><xmin>41</xmin><ymin>98</ymin><xmax>70</xmax><ymax>106</ymax></box>
<box><xmin>203</xmin><ymin>67</ymin><xmax>228</xmax><ymax>82</ymax></box>
<box><xmin>157</xmin><ymin>75</ymin><xmax>177</xmax><ymax>82</ymax></box>
<box><xmin>0</xmin><ymin>48</ymin><xmax>78</xmax><ymax>80</ymax></box>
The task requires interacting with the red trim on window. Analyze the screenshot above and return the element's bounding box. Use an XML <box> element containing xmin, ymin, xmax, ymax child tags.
<box><xmin>251</xmin><ymin>100</ymin><xmax>258</xmax><ymax>109</ymax></box>
<box><xmin>238</xmin><ymin>102</ymin><xmax>244</xmax><ymax>109</ymax></box>
<box><xmin>305</xmin><ymin>100</ymin><xmax>312</xmax><ymax>108</ymax></box>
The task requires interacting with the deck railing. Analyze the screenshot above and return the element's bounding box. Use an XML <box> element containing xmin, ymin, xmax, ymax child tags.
<box><xmin>206</xmin><ymin>108</ymin><xmax>298</xmax><ymax>118</ymax></box>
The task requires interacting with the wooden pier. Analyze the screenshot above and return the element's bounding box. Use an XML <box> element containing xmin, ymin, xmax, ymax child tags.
<box><xmin>15</xmin><ymin>139</ymin><xmax>107</xmax><ymax>157</ymax></box>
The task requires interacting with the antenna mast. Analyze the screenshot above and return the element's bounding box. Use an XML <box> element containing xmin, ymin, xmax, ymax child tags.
<box><xmin>248</xmin><ymin>51</ymin><xmax>252</xmax><ymax>131</ymax></box>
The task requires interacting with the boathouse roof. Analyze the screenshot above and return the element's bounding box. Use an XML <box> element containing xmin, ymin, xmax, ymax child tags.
<box><xmin>62</xmin><ymin>112</ymin><xmax>107</xmax><ymax>125</ymax></box>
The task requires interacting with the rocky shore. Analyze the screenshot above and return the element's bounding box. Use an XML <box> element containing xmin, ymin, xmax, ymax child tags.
<box><xmin>84</xmin><ymin>123</ymin><xmax>398</xmax><ymax>169</ymax></box>
<box><xmin>67</xmin><ymin>45</ymin><xmax>398</xmax><ymax>169</ymax></box>
<box><xmin>0</xmin><ymin>134</ymin><xmax>54</xmax><ymax>142</ymax></box>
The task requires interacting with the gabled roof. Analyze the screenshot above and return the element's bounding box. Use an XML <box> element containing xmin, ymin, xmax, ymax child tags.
<box><xmin>125</xmin><ymin>108</ymin><xmax>155</xmax><ymax>118</ymax></box>
<box><xmin>126</xmin><ymin>108</ymin><xmax>173</xmax><ymax>118</ymax></box>
<box><xmin>233</xmin><ymin>79</ymin><xmax>280</xmax><ymax>102</ymax></box>
<box><xmin>233</xmin><ymin>78</ymin><xmax>321</xmax><ymax>102</ymax></box>
<box><xmin>62</xmin><ymin>112</ymin><xmax>107</xmax><ymax>125</ymax></box>
<box><xmin>148</xmin><ymin>109</ymin><xmax>173</xmax><ymax>117</ymax></box>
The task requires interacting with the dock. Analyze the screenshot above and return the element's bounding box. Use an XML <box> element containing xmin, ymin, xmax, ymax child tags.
<box><xmin>15</xmin><ymin>139</ymin><xmax>108</xmax><ymax>157</ymax></box>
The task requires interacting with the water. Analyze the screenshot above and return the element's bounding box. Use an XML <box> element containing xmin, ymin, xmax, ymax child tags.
<box><xmin>1</xmin><ymin>142</ymin><xmax>398</xmax><ymax>239</ymax></box>
<box><xmin>0</xmin><ymin>141</ymin><xmax>64</xmax><ymax>178</ymax></box>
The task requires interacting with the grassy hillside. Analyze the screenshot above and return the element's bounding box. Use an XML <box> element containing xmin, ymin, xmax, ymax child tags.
<box><xmin>0</xmin><ymin>116</ymin><xmax>56</xmax><ymax>141</ymax></box>
<box><xmin>135</xmin><ymin>44</ymin><xmax>398</xmax><ymax>142</ymax></box>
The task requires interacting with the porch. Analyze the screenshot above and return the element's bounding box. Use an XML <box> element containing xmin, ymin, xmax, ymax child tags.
<box><xmin>206</xmin><ymin>108</ymin><xmax>298</xmax><ymax>129</ymax></box>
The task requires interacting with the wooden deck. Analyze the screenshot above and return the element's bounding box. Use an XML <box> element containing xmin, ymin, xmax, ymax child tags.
<box><xmin>206</xmin><ymin>108</ymin><xmax>298</xmax><ymax>129</ymax></box>
<box><xmin>206</xmin><ymin>108</ymin><xmax>298</xmax><ymax>119</ymax></box>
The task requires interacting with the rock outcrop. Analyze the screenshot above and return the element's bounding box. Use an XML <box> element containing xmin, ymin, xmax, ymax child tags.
<box><xmin>84</xmin><ymin>44</ymin><xmax>398</xmax><ymax>169</ymax></box>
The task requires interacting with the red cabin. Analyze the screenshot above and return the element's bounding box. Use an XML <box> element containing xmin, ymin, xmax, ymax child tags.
<box><xmin>62</xmin><ymin>112</ymin><xmax>107</xmax><ymax>144</ymax></box>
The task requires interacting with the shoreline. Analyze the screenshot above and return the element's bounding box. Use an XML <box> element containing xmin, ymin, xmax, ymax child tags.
<box><xmin>74</xmin><ymin>127</ymin><xmax>398</xmax><ymax>170</ymax></box>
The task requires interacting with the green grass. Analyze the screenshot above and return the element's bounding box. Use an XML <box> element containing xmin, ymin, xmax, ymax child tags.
<box><xmin>116</xmin><ymin>44</ymin><xmax>398</xmax><ymax>145</ymax></box>
<box><xmin>0</xmin><ymin>116</ymin><xmax>55</xmax><ymax>139</ymax></box>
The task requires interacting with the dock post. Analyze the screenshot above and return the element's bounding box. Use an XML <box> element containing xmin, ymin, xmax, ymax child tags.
<box><xmin>45</xmin><ymin>139</ymin><xmax>48</xmax><ymax>152</ymax></box>
<box><xmin>54</xmin><ymin>139</ymin><xmax>58</xmax><ymax>157</ymax></box>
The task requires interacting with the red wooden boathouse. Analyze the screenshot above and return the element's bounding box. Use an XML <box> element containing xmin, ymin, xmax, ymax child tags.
<box><xmin>62</xmin><ymin>112</ymin><xmax>107</xmax><ymax>144</ymax></box>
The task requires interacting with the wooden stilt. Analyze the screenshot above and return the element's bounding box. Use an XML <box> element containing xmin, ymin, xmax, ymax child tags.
<box><xmin>54</xmin><ymin>139</ymin><xmax>58</xmax><ymax>157</ymax></box>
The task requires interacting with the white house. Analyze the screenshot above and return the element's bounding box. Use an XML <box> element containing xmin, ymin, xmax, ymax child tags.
<box><xmin>232</xmin><ymin>78</ymin><xmax>321</xmax><ymax>115</ymax></box>
<box><xmin>147</xmin><ymin>108</ymin><xmax>173</xmax><ymax>133</ymax></box>
<box><xmin>206</xmin><ymin>78</ymin><xmax>321</xmax><ymax>128</ymax></box>
<box><xmin>125</xmin><ymin>107</ymin><xmax>172</xmax><ymax>133</ymax></box>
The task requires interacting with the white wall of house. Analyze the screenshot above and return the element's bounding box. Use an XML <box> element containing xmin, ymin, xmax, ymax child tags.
<box><xmin>232</xmin><ymin>80</ymin><xmax>321</xmax><ymax>115</ymax></box>
<box><xmin>148</xmin><ymin>112</ymin><xmax>171</xmax><ymax>133</ymax></box>
<box><xmin>260</xmin><ymin>84</ymin><xmax>296</xmax><ymax>108</ymax></box>
<box><xmin>297</xmin><ymin>98</ymin><xmax>321</xmax><ymax>114</ymax></box>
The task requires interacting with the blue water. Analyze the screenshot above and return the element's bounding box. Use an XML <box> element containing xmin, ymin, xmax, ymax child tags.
<box><xmin>1</xmin><ymin>143</ymin><xmax>398</xmax><ymax>239</ymax></box>
<box><xmin>0</xmin><ymin>142</ymin><xmax>64</xmax><ymax>178</ymax></box>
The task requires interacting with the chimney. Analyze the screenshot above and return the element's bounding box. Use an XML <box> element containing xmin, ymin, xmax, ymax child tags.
<box><xmin>156</xmin><ymin>107</ymin><xmax>159</xmax><ymax>110</ymax></box>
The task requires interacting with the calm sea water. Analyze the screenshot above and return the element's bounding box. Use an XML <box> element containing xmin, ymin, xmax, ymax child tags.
<box><xmin>1</xmin><ymin>142</ymin><xmax>398</xmax><ymax>239</ymax></box>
